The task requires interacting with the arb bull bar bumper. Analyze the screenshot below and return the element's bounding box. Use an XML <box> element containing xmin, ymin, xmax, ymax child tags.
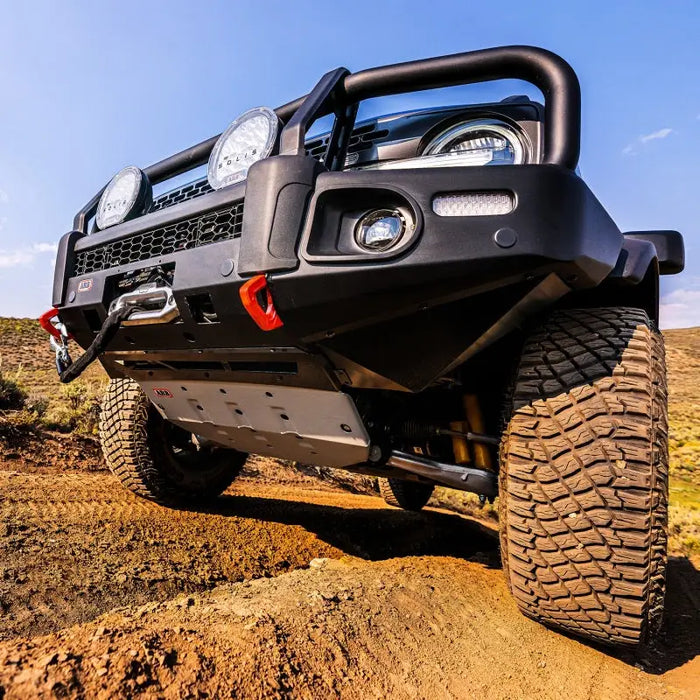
<box><xmin>47</xmin><ymin>46</ymin><xmax>679</xmax><ymax>395</ymax></box>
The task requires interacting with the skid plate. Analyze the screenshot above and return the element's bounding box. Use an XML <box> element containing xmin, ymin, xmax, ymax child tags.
<box><xmin>138</xmin><ymin>380</ymin><xmax>370</xmax><ymax>468</ymax></box>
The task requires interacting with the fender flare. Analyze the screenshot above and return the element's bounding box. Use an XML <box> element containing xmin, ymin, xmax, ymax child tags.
<box><xmin>610</xmin><ymin>231</ymin><xmax>684</xmax><ymax>285</ymax></box>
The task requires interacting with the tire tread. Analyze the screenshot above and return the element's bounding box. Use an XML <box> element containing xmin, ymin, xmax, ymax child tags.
<box><xmin>500</xmin><ymin>307</ymin><xmax>668</xmax><ymax>646</ymax></box>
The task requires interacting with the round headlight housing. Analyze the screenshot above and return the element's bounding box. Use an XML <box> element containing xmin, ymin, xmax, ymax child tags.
<box><xmin>423</xmin><ymin>119</ymin><xmax>526</xmax><ymax>166</ymax></box>
<box><xmin>96</xmin><ymin>166</ymin><xmax>151</xmax><ymax>230</ymax></box>
<box><xmin>207</xmin><ymin>106</ymin><xmax>280</xmax><ymax>190</ymax></box>
<box><xmin>355</xmin><ymin>209</ymin><xmax>411</xmax><ymax>253</ymax></box>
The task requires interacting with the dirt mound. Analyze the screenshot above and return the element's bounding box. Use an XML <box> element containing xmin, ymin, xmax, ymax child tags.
<box><xmin>0</xmin><ymin>425</ymin><xmax>103</xmax><ymax>474</ymax></box>
<box><xmin>2</xmin><ymin>555</ymin><xmax>698</xmax><ymax>699</ymax></box>
<box><xmin>1</xmin><ymin>464</ymin><xmax>698</xmax><ymax>698</ymax></box>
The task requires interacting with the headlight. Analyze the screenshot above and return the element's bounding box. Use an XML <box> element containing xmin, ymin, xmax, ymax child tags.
<box><xmin>96</xmin><ymin>166</ymin><xmax>151</xmax><ymax>230</ymax></box>
<box><xmin>360</xmin><ymin>118</ymin><xmax>527</xmax><ymax>171</ymax></box>
<box><xmin>423</xmin><ymin>119</ymin><xmax>525</xmax><ymax>165</ymax></box>
<box><xmin>207</xmin><ymin>106</ymin><xmax>280</xmax><ymax>190</ymax></box>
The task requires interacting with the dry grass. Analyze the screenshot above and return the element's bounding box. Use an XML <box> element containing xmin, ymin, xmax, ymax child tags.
<box><xmin>664</xmin><ymin>327</ymin><xmax>700</xmax><ymax>485</ymax></box>
<box><xmin>0</xmin><ymin>318</ymin><xmax>107</xmax><ymax>435</ymax></box>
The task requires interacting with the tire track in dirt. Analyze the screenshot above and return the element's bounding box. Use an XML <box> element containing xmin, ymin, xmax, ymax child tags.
<box><xmin>0</xmin><ymin>466</ymin><xmax>496</xmax><ymax>644</ymax></box>
<box><xmin>2</xmin><ymin>471</ymin><xmax>159</xmax><ymax>524</ymax></box>
<box><xmin>1</xmin><ymin>468</ymin><xmax>350</xmax><ymax>642</ymax></box>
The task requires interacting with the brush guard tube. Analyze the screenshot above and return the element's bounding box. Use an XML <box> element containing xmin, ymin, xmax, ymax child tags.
<box><xmin>69</xmin><ymin>46</ymin><xmax>581</xmax><ymax>238</ymax></box>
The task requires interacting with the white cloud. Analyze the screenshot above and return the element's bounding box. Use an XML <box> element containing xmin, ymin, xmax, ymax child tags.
<box><xmin>0</xmin><ymin>242</ymin><xmax>58</xmax><ymax>269</ymax></box>
<box><xmin>622</xmin><ymin>127</ymin><xmax>674</xmax><ymax>156</ymax></box>
<box><xmin>640</xmin><ymin>128</ymin><xmax>673</xmax><ymax>143</ymax></box>
<box><xmin>659</xmin><ymin>287</ymin><xmax>700</xmax><ymax>329</ymax></box>
<box><xmin>31</xmin><ymin>242</ymin><xmax>59</xmax><ymax>253</ymax></box>
<box><xmin>0</xmin><ymin>188</ymin><xmax>8</xmax><ymax>204</ymax></box>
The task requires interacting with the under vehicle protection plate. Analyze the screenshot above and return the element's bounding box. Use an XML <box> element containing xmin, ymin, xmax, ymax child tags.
<box><xmin>138</xmin><ymin>380</ymin><xmax>370</xmax><ymax>468</ymax></box>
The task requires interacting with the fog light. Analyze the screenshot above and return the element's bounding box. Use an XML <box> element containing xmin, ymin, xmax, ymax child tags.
<box><xmin>433</xmin><ymin>191</ymin><xmax>514</xmax><ymax>217</ymax></box>
<box><xmin>355</xmin><ymin>209</ymin><xmax>408</xmax><ymax>252</ymax></box>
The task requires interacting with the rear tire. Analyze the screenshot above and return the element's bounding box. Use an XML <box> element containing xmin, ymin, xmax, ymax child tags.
<box><xmin>500</xmin><ymin>307</ymin><xmax>668</xmax><ymax>646</ymax></box>
<box><xmin>100</xmin><ymin>378</ymin><xmax>247</xmax><ymax>506</ymax></box>
<box><xmin>379</xmin><ymin>477</ymin><xmax>434</xmax><ymax>511</ymax></box>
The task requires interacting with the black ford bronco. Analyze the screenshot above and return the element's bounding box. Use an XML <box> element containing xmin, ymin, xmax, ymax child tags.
<box><xmin>44</xmin><ymin>46</ymin><xmax>684</xmax><ymax>647</ymax></box>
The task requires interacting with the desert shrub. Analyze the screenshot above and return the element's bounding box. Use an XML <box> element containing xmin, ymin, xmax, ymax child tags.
<box><xmin>429</xmin><ymin>487</ymin><xmax>499</xmax><ymax>521</ymax></box>
<box><xmin>0</xmin><ymin>363</ymin><xmax>27</xmax><ymax>411</ymax></box>
<box><xmin>41</xmin><ymin>380</ymin><xmax>102</xmax><ymax>434</ymax></box>
<box><xmin>24</xmin><ymin>393</ymin><xmax>49</xmax><ymax>417</ymax></box>
<box><xmin>0</xmin><ymin>376</ymin><xmax>26</xmax><ymax>410</ymax></box>
<box><xmin>669</xmin><ymin>502</ymin><xmax>700</xmax><ymax>558</ymax></box>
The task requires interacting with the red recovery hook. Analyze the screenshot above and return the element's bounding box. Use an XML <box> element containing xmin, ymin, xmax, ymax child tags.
<box><xmin>39</xmin><ymin>307</ymin><xmax>70</xmax><ymax>341</ymax></box>
<box><xmin>239</xmin><ymin>275</ymin><xmax>284</xmax><ymax>331</ymax></box>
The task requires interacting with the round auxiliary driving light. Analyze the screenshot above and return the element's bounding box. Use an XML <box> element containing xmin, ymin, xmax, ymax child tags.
<box><xmin>355</xmin><ymin>209</ymin><xmax>411</xmax><ymax>253</ymax></box>
<box><xmin>96</xmin><ymin>166</ymin><xmax>152</xmax><ymax>230</ymax></box>
<box><xmin>207</xmin><ymin>106</ymin><xmax>280</xmax><ymax>190</ymax></box>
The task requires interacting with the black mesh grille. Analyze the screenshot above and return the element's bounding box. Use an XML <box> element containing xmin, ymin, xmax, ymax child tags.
<box><xmin>150</xmin><ymin>178</ymin><xmax>214</xmax><ymax>212</ymax></box>
<box><xmin>305</xmin><ymin>124</ymin><xmax>390</xmax><ymax>162</ymax></box>
<box><xmin>74</xmin><ymin>202</ymin><xmax>244</xmax><ymax>276</ymax></box>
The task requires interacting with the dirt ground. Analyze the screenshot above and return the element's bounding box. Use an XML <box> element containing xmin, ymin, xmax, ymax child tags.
<box><xmin>0</xmin><ymin>447</ymin><xmax>698</xmax><ymax>699</ymax></box>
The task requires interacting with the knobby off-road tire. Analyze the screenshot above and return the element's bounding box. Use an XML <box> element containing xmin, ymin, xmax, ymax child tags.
<box><xmin>500</xmin><ymin>307</ymin><xmax>668</xmax><ymax>646</ymax></box>
<box><xmin>379</xmin><ymin>477</ymin><xmax>435</xmax><ymax>511</ymax></box>
<box><xmin>100</xmin><ymin>378</ymin><xmax>247</xmax><ymax>506</ymax></box>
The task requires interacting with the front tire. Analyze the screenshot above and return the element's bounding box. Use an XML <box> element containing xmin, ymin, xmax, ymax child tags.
<box><xmin>500</xmin><ymin>307</ymin><xmax>668</xmax><ymax>646</ymax></box>
<box><xmin>379</xmin><ymin>477</ymin><xmax>434</xmax><ymax>511</ymax></box>
<box><xmin>100</xmin><ymin>378</ymin><xmax>247</xmax><ymax>506</ymax></box>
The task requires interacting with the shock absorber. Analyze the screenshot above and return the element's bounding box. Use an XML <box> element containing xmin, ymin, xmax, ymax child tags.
<box><xmin>463</xmin><ymin>394</ymin><xmax>494</xmax><ymax>471</ymax></box>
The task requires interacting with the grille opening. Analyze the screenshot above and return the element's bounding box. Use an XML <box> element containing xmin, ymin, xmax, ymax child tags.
<box><xmin>123</xmin><ymin>361</ymin><xmax>164</xmax><ymax>370</ymax></box>
<box><xmin>186</xmin><ymin>293</ymin><xmax>219</xmax><ymax>324</ymax></box>
<box><xmin>353</xmin><ymin>123</ymin><xmax>377</xmax><ymax>135</ymax></box>
<box><xmin>119</xmin><ymin>360</ymin><xmax>298</xmax><ymax>374</ymax></box>
<box><xmin>151</xmin><ymin>178</ymin><xmax>213</xmax><ymax>212</ymax></box>
<box><xmin>163</xmin><ymin>360</ymin><xmax>226</xmax><ymax>371</ymax></box>
<box><xmin>347</xmin><ymin>128</ymin><xmax>390</xmax><ymax>153</ymax></box>
<box><xmin>227</xmin><ymin>361</ymin><xmax>298</xmax><ymax>374</ymax></box>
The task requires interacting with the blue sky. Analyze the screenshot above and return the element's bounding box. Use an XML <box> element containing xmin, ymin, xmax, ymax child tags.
<box><xmin>0</xmin><ymin>0</ymin><xmax>698</xmax><ymax>326</ymax></box>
